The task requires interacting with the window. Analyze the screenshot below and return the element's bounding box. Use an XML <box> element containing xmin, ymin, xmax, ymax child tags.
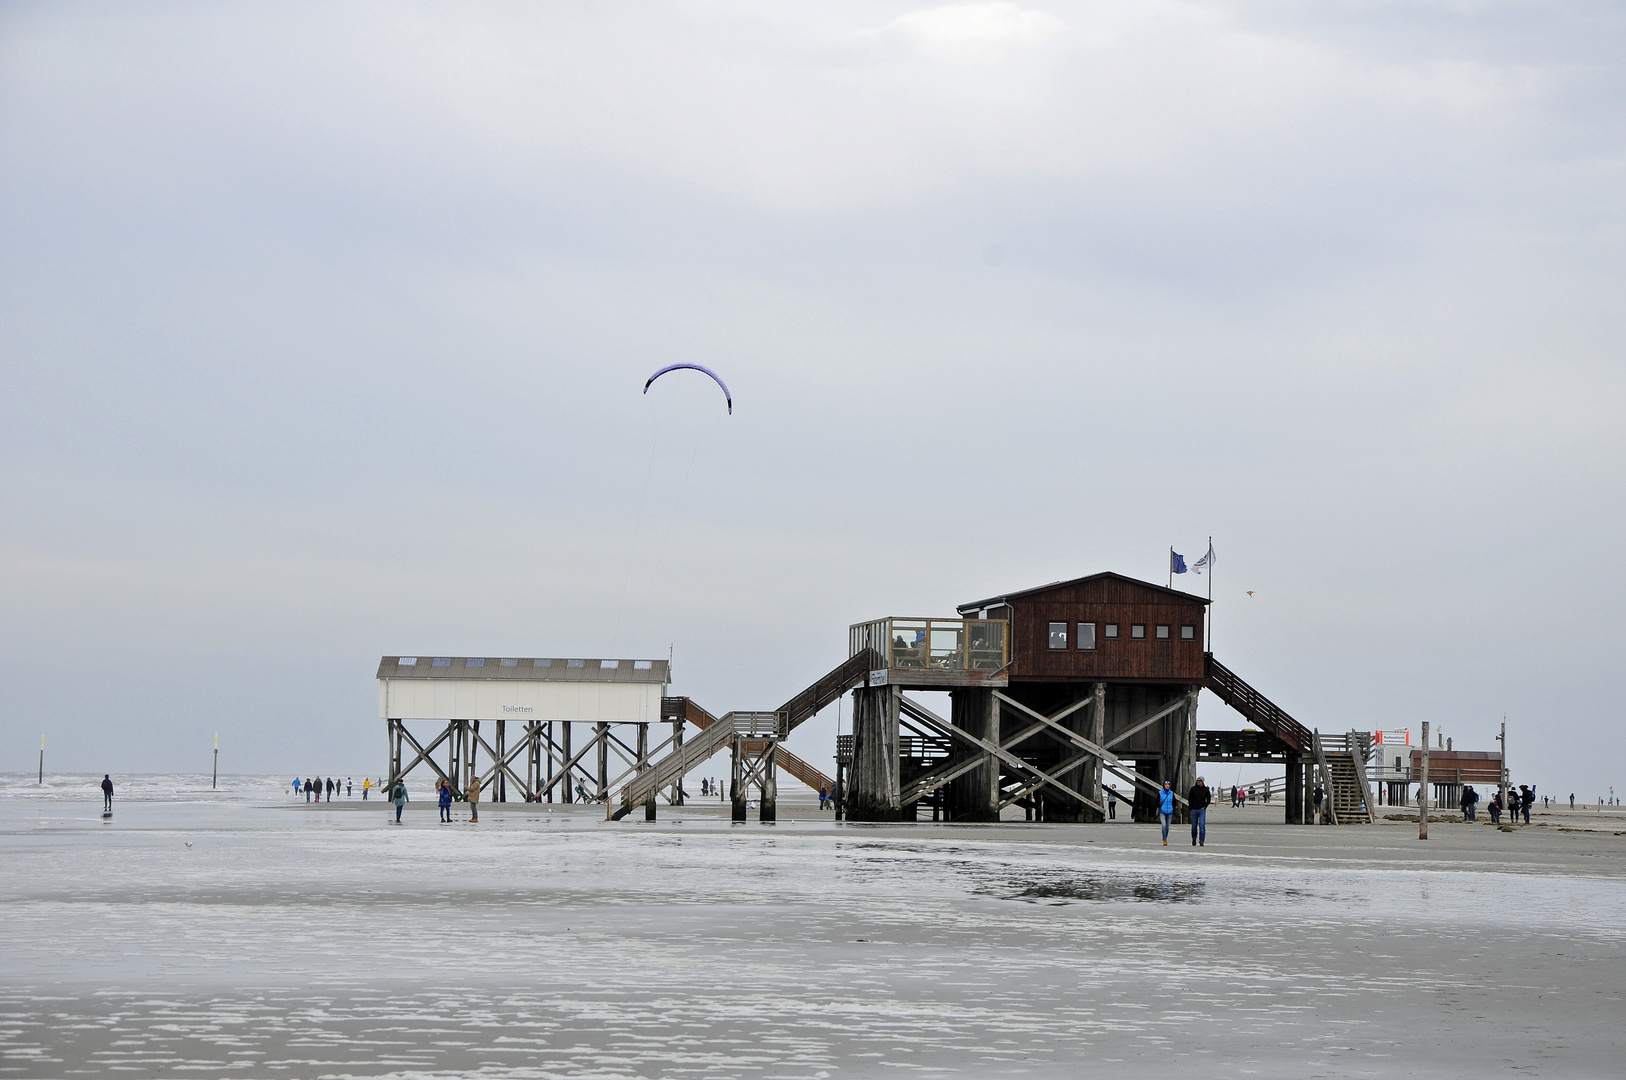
<box><xmin>1181</xmin><ymin>626</ymin><xmax>1195</xmax><ymax>640</ymax></box>
<box><xmin>465</xmin><ymin>658</ymin><xmax>485</xmax><ymax>667</ymax></box>
<box><xmin>1156</xmin><ymin>625</ymin><xmax>1170</xmax><ymax>639</ymax></box>
<box><xmin>1131</xmin><ymin>624</ymin><xmax>1146</xmax><ymax>639</ymax></box>
<box><xmin>398</xmin><ymin>657</ymin><xmax>417</xmax><ymax>666</ymax></box>
<box><xmin>533</xmin><ymin>658</ymin><xmax>552</xmax><ymax>668</ymax></box>
<box><xmin>432</xmin><ymin>657</ymin><xmax>451</xmax><ymax>667</ymax></box>
<box><xmin>1048</xmin><ymin>622</ymin><xmax>1068</xmax><ymax>649</ymax></box>
<box><xmin>600</xmin><ymin>660</ymin><xmax>620</xmax><ymax>669</ymax></box>
<box><xmin>633</xmin><ymin>660</ymin><xmax>653</xmax><ymax>670</ymax></box>
<box><xmin>1104</xmin><ymin>624</ymin><xmax>1119</xmax><ymax>639</ymax></box>
<box><xmin>1395</xmin><ymin>756</ymin><xmax>1402</xmax><ymax>771</ymax></box>
<box><xmin>500</xmin><ymin>658</ymin><xmax>518</xmax><ymax>667</ymax></box>
<box><xmin>567</xmin><ymin>659</ymin><xmax>585</xmax><ymax>668</ymax></box>
<box><xmin>1076</xmin><ymin>622</ymin><xmax>1096</xmax><ymax>650</ymax></box>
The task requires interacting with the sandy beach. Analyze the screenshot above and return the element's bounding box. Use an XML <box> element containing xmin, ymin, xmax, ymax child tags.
<box><xmin>2</xmin><ymin>776</ymin><xmax>1623</xmax><ymax>1079</ymax></box>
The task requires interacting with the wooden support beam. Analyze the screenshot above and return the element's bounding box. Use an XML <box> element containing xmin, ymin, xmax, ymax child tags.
<box><xmin>907</xmin><ymin>702</ymin><xmax>1101</xmax><ymax>811</ymax></box>
<box><xmin>999</xmin><ymin>751</ymin><xmax>1094</xmax><ymax>810</ymax></box>
<box><xmin>1102</xmin><ymin>695</ymin><xmax>1190</xmax><ymax>750</ymax></box>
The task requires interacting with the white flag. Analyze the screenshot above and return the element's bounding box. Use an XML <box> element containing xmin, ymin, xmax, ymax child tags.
<box><xmin>1191</xmin><ymin>543</ymin><xmax>1214</xmax><ymax>575</ymax></box>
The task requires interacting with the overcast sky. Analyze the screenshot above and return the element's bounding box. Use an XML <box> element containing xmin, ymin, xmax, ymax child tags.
<box><xmin>2</xmin><ymin>2</ymin><xmax>1622</xmax><ymax>796</ymax></box>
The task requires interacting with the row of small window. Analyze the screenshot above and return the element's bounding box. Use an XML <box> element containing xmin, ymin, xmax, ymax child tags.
<box><xmin>397</xmin><ymin>657</ymin><xmax>654</xmax><ymax>671</ymax></box>
<box><xmin>1048</xmin><ymin>622</ymin><xmax>1196</xmax><ymax>650</ymax></box>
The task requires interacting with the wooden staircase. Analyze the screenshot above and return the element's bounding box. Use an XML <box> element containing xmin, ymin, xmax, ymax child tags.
<box><xmin>1203</xmin><ymin>654</ymin><xmax>1311</xmax><ymax>752</ymax></box>
<box><xmin>1312</xmin><ymin>731</ymin><xmax>1375</xmax><ymax>825</ymax></box>
<box><xmin>613</xmin><ymin>650</ymin><xmax>880</xmax><ymax>818</ymax></box>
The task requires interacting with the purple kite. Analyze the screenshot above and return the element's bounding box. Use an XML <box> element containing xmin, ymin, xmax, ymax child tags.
<box><xmin>643</xmin><ymin>363</ymin><xmax>732</xmax><ymax>414</ymax></box>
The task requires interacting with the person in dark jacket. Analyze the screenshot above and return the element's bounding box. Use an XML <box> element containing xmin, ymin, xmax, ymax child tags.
<box><xmin>1312</xmin><ymin>784</ymin><xmax>1324</xmax><ymax>822</ymax></box>
<box><xmin>1189</xmin><ymin>776</ymin><xmax>1211</xmax><ymax>846</ymax></box>
<box><xmin>391</xmin><ymin>780</ymin><xmax>408</xmax><ymax>823</ymax></box>
<box><xmin>1461</xmin><ymin>785</ymin><xmax>1478</xmax><ymax>821</ymax></box>
<box><xmin>101</xmin><ymin>774</ymin><xmax>114</xmax><ymax>812</ymax></box>
<box><xmin>437</xmin><ymin>780</ymin><xmax>453</xmax><ymax>823</ymax></box>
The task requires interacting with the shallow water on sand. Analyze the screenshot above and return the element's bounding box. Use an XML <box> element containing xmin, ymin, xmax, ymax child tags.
<box><xmin>3</xmin><ymin>775</ymin><xmax>1624</xmax><ymax>1078</ymax></box>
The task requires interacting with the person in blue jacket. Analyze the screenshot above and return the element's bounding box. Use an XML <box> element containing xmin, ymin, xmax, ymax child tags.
<box><xmin>437</xmin><ymin>779</ymin><xmax>453</xmax><ymax>823</ymax></box>
<box><xmin>1158</xmin><ymin>780</ymin><xmax>1176</xmax><ymax>845</ymax></box>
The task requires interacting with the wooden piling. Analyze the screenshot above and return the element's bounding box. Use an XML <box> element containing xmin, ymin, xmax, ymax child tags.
<box><xmin>730</xmin><ymin>735</ymin><xmax>747</xmax><ymax>822</ymax></box>
<box><xmin>760</xmin><ymin>742</ymin><xmax>777</xmax><ymax>823</ymax></box>
<box><xmin>847</xmin><ymin>685</ymin><xmax>902</xmax><ymax>821</ymax></box>
<box><xmin>1419</xmin><ymin>720</ymin><xmax>1430</xmax><ymax>840</ymax></box>
<box><xmin>949</xmin><ymin>687</ymin><xmax>1000</xmax><ymax>821</ymax></box>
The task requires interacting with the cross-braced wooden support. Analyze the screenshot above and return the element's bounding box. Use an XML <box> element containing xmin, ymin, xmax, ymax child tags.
<box><xmin>729</xmin><ymin>736</ymin><xmax>779</xmax><ymax>823</ymax></box>
<box><xmin>858</xmin><ymin>684</ymin><xmax>1198</xmax><ymax>824</ymax></box>
<box><xmin>384</xmin><ymin>717</ymin><xmax>691</xmax><ymax>808</ymax></box>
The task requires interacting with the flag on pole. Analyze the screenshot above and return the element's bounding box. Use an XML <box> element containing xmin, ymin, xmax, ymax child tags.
<box><xmin>1170</xmin><ymin>549</ymin><xmax>1188</xmax><ymax>575</ymax></box>
<box><xmin>1191</xmin><ymin>543</ymin><xmax>1215</xmax><ymax>575</ymax></box>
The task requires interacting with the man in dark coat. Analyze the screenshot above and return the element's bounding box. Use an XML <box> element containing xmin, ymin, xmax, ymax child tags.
<box><xmin>1189</xmin><ymin>776</ymin><xmax>1212</xmax><ymax>846</ymax></box>
<box><xmin>101</xmin><ymin>774</ymin><xmax>114</xmax><ymax>812</ymax></box>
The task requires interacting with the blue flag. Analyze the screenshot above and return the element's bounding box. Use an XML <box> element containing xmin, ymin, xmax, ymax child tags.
<box><xmin>1170</xmin><ymin>549</ymin><xmax>1188</xmax><ymax>575</ymax></box>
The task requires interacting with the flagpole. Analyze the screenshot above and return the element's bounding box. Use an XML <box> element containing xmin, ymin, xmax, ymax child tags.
<box><xmin>1206</xmin><ymin>535</ymin><xmax>1213</xmax><ymax>652</ymax></box>
<box><xmin>1168</xmin><ymin>547</ymin><xmax>1173</xmax><ymax>589</ymax></box>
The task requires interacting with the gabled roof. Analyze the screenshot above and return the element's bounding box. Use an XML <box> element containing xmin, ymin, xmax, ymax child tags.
<box><xmin>957</xmin><ymin>571</ymin><xmax>1209</xmax><ymax>614</ymax></box>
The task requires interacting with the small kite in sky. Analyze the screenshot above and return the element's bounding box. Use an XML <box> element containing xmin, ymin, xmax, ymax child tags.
<box><xmin>643</xmin><ymin>363</ymin><xmax>732</xmax><ymax>414</ymax></box>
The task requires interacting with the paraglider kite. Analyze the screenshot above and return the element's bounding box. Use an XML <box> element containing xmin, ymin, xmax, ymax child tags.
<box><xmin>643</xmin><ymin>363</ymin><xmax>732</xmax><ymax>414</ymax></box>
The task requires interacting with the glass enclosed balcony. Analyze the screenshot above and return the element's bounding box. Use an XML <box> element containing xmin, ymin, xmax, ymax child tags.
<box><xmin>849</xmin><ymin>617</ymin><xmax>1009</xmax><ymax>672</ymax></box>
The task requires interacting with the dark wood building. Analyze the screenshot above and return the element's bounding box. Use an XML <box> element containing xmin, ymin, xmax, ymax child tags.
<box><xmin>959</xmin><ymin>572</ymin><xmax>1208</xmax><ymax>684</ymax></box>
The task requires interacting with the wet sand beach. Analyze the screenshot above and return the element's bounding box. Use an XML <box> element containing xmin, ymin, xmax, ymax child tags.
<box><xmin>2</xmin><ymin>777</ymin><xmax>1623</xmax><ymax>1078</ymax></box>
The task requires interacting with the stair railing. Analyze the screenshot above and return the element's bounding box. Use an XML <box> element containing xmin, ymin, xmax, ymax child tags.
<box><xmin>1348</xmin><ymin>729</ymin><xmax>1377</xmax><ymax>823</ymax></box>
<box><xmin>1312</xmin><ymin>729</ymin><xmax>1338</xmax><ymax>825</ymax></box>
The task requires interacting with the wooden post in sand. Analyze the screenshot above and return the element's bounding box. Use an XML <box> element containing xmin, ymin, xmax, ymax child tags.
<box><xmin>1419</xmin><ymin>721</ymin><xmax>1430</xmax><ymax>840</ymax></box>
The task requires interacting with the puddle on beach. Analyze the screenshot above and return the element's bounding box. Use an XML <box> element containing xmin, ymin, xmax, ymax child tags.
<box><xmin>994</xmin><ymin>874</ymin><xmax>1206</xmax><ymax>904</ymax></box>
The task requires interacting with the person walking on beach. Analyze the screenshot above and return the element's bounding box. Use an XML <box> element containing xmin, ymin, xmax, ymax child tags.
<box><xmin>391</xmin><ymin>779</ymin><xmax>407</xmax><ymax>823</ymax></box>
<box><xmin>1570</xmin><ymin>793</ymin><xmax>1575</xmax><ymax>809</ymax></box>
<box><xmin>324</xmin><ymin>777</ymin><xmax>332</xmax><ymax>801</ymax></box>
<box><xmin>1189</xmin><ymin>776</ymin><xmax>1211</xmax><ymax>847</ymax></box>
<box><xmin>101</xmin><ymin>774</ymin><xmax>113</xmax><ymax>812</ymax></box>
<box><xmin>1461</xmin><ymin>785</ymin><xmax>1477</xmax><ymax>821</ymax></box>
<box><xmin>1520</xmin><ymin>785</ymin><xmax>1533</xmax><ymax>824</ymax></box>
<box><xmin>346</xmin><ymin>778</ymin><xmax>352</xmax><ymax>798</ymax></box>
<box><xmin>1312</xmin><ymin>784</ymin><xmax>1324</xmax><ymax>822</ymax></box>
<box><xmin>1488</xmin><ymin>792</ymin><xmax>1501</xmax><ymax>824</ymax></box>
<box><xmin>1158</xmin><ymin>780</ymin><xmax>1175</xmax><ymax>845</ymax></box>
<box><xmin>467</xmin><ymin>774</ymin><xmax>481</xmax><ymax>823</ymax></box>
<box><xmin>818</xmin><ymin>782</ymin><xmax>828</xmax><ymax>810</ymax></box>
<box><xmin>363</xmin><ymin>778</ymin><xmax>371</xmax><ymax>800</ymax></box>
<box><xmin>437</xmin><ymin>779</ymin><xmax>453</xmax><ymax>823</ymax></box>
<box><xmin>1107</xmin><ymin>784</ymin><xmax>1118</xmax><ymax>820</ymax></box>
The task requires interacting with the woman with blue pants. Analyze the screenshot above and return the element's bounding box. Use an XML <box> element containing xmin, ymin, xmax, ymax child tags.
<box><xmin>1158</xmin><ymin>781</ymin><xmax>1176</xmax><ymax>845</ymax></box>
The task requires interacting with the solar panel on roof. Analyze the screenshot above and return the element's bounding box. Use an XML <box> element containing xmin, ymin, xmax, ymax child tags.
<box><xmin>466</xmin><ymin>658</ymin><xmax>484</xmax><ymax>667</ymax></box>
<box><xmin>433</xmin><ymin>658</ymin><xmax>450</xmax><ymax>666</ymax></box>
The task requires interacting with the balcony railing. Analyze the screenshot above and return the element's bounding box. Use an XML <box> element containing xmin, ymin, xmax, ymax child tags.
<box><xmin>849</xmin><ymin>617</ymin><xmax>1008</xmax><ymax>673</ymax></box>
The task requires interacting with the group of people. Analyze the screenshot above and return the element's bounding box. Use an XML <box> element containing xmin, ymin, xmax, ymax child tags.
<box><xmin>293</xmin><ymin>776</ymin><xmax>367</xmax><ymax>801</ymax></box>
<box><xmin>430</xmin><ymin>776</ymin><xmax>479</xmax><ymax>823</ymax></box>
<box><xmin>1157</xmin><ymin>777</ymin><xmax>1214</xmax><ymax>846</ymax></box>
<box><xmin>1229</xmin><ymin>785</ymin><xmax>1254</xmax><ymax>808</ymax></box>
